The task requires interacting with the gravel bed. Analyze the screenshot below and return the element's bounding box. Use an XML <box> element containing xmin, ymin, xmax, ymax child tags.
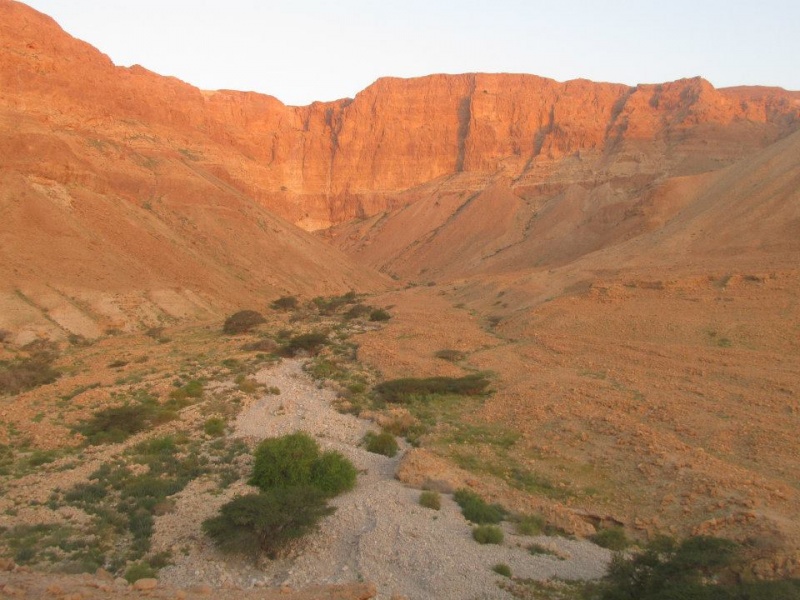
<box><xmin>158</xmin><ymin>359</ymin><xmax>612</xmax><ymax>599</ymax></box>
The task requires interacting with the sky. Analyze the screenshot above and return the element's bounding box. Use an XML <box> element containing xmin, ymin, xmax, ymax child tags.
<box><xmin>22</xmin><ymin>0</ymin><xmax>800</xmax><ymax>106</ymax></box>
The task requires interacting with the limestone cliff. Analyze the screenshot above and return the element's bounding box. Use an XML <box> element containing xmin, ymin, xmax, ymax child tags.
<box><xmin>2</xmin><ymin>1</ymin><xmax>798</xmax><ymax>230</ymax></box>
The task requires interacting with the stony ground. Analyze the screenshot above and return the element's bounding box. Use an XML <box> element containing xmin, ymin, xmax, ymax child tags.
<box><xmin>156</xmin><ymin>359</ymin><xmax>611</xmax><ymax>600</ymax></box>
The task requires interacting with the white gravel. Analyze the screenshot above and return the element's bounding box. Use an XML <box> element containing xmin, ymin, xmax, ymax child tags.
<box><xmin>158</xmin><ymin>359</ymin><xmax>612</xmax><ymax>599</ymax></box>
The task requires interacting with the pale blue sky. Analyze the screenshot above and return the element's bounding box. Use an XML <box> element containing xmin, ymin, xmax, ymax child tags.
<box><xmin>22</xmin><ymin>0</ymin><xmax>800</xmax><ymax>106</ymax></box>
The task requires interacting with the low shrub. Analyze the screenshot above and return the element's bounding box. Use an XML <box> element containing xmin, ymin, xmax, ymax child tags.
<box><xmin>237</xmin><ymin>377</ymin><xmax>259</xmax><ymax>394</ymax></box>
<box><xmin>369</xmin><ymin>309</ymin><xmax>391</xmax><ymax>322</ymax></box>
<box><xmin>223</xmin><ymin>310</ymin><xmax>265</xmax><ymax>335</ymax></box>
<box><xmin>0</xmin><ymin>350</ymin><xmax>60</xmax><ymax>395</ymax></box>
<box><xmin>374</xmin><ymin>374</ymin><xmax>490</xmax><ymax>404</ymax></box>
<box><xmin>528</xmin><ymin>543</ymin><xmax>560</xmax><ymax>557</ymax></box>
<box><xmin>76</xmin><ymin>389</ymin><xmax>194</xmax><ymax>446</ymax></box>
<box><xmin>590</xmin><ymin>526</ymin><xmax>630</xmax><ymax>551</ymax></box>
<box><xmin>279</xmin><ymin>333</ymin><xmax>328</xmax><ymax>357</ymax></box>
<box><xmin>183</xmin><ymin>380</ymin><xmax>204</xmax><ymax>398</ymax></box>
<box><xmin>473</xmin><ymin>525</ymin><xmax>504</xmax><ymax>545</ymax></box>
<box><xmin>76</xmin><ymin>404</ymin><xmax>152</xmax><ymax>445</ymax></box>
<box><xmin>204</xmin><ymin>418</ymin><xmax>226</xmax><ymax>437</ymax></box>
<box><xmin>492</xmin><ymin>563</ymin><xmax>512</xmax><ymax>577</ymax></box>
<box><xmin>363</xmin><ymin>431</ymin><xmax>399</xmax><ymax>457</ymax></box>
<box><xmin>124</xmin><ymin>562</ymin><xmax>156</xmax><ymax>583</ymax></box>
<box><xmin>419</xmin><ymin>490</ymin><xmax>441</xmax><ymax>510</ymax></box>
<box><xmin>312</xmin><ymin>291</ymin><xmax>358</xmax><ymax>315</ymax></box>
<box><xmin>453</xmin><ymin>489</ymin><xmax>506</xmax><ymax>524</ymax></box>
<box><xmin>270</xmin><ymin>296</ymin><xmax>299</xmax><ymax>311</ymax></box>
<box><xmin>515</xmin><ymin>513</ymin><xmax>545</xmax><ymax>536</ymax></box>
<box><xmin>434</xmin><ymin>349</ymin><xmax>466</xmax><ymax>362</ymax></box>
<box><xmin>203</xmin><ymin>488</ymin><xmax>334</xmax><ymax>559</ymax></box>
<box><xmin>343</xmin><ymin>304</ymin><xmax>372</xmax><ymax>320</ymax></box>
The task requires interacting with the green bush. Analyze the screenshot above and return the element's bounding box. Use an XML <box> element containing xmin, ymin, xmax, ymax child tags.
<box><xmin>369</xmin><ymin>309</ymin><xmax>391</xmax><ymax>322</ymax></box>
<box><xmin>343</xmin><ymin>304</ymin><xmax>372</xmax><ymax>320</ymax></box>
<box><xmin>419</xmin><ymin>490</ymin><xmax>441</xmax><ymax>510</ymax></box>
<box><xmin>64</xmin><ymin>483</ymin><xmax>107</xmax><ymax>505</ymax></box>
<box><xmin>492</xmin><ymin>563</ymin><xmax>512</xmax><ymax>577</ymax></box>
<box><xmin>363</xmin><ymin>431</ymin><xmax>399</xmax><ymax>457</ymax></box>
<box><xmin>183</xmin><ymin>380</ymin><xmax>204</xmax><ymax>398</ymax></box>
<box><xmin>250</xmin><ymin>432</ymin><xmax>357</xmax><ymax>497</ymax></box>
<box><xmin>76</xmin><ymin>404</ymin><xmax>152</xmax><ymax>445</ymax></box>
<box><xmin>515</xmin><ymin>513</ymin><xmax>545</xmax><ymax>536</ymax></box>
<box><xmin>453</xmin><ymin>489</ymin><xmax>506</xmax><ymax>524</ymax></box>
<box><xmin>310</xmin><ymin>451</ymin><xmax>358</xmax><ymax>497</ymax></box>
<box><xmin>250</xmin><ymin>432</ymin><xmax>319</xmax><ymax>490</ymax></box>
<box><xmin>76</xmin><ymin>392</ymin><xmax>185</xmax><ymax>445</ymax></box>
<box><xmin>223</xmin><ymin>310</ymin><xmax>266</xmax><ymax>334</ymax></box>
<box><xmin>279</xmin><ymin>333</ymin><xmax>328</xmax><ymax>357</ymax></box>
<box><xmin>312</xmin><ymin>291</ymin><xmax>359</xmax><ymax>315</ymax></box>
<box><xmin>270</xmin><ymin>296</ymin><xmax>299</xmax><ymax>311</ymax></box>
<box><xmin>597</xmin><ymin>535</ymin><xmax>748</xmax><ymax>600</ymax></box>
<box><xmin>203</xmin><ymin>488</ymin><xmax>334</xmax><ymax>559</ymax></box>
<box><xmin>374</xmin><ymin>374</ymin><xmax>490</xmax><ymax>404</ymax></box>
<box><xmin>203</xmin><ymin>418</ymin><xmax>226</xmax><ymax>437</ymax></box>
<box><xmin>590</xmin><ymin>526</ymin><xmax>630</xmax><ymax>551</ymax></box>
<box><xmin>473</xmin><ymin>525</ymin><xmax>504</xmax><ymax>545</ymax></box>
<box><xmin>124</xmin><ymin>562</ymin><xmax>156</xmax><ymax>583</ymax></box>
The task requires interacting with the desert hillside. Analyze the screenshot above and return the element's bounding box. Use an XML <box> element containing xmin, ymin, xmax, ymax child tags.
<box><xmin>1</xmin><ymin>0</ymin><xmax>799</xmax><ymax>597</ymax></box>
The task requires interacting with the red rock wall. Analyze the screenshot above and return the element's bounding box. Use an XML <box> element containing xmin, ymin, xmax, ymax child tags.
<box><xmin>2</xmin><ymin>0</ymin><xmax>799</xmax><ymax>229</ymax></box>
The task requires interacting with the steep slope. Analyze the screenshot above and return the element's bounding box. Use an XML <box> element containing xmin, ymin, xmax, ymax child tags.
<box><xmin>0</xmin><ymin>107</ymin><xmax>386</xmax><ymax>343</ymax></box>
<box><xmin>328</xmin><ymin>124</ymin><xmax>800</xmax><ymax>282</ymax></box>
<box><xmin>3</xmin><ymin>1</ymin><xmax>799</xmax><ymax>230</ymax></box>
<box><xmin>0</xmin><ymin>0</ymin><xmax>391</xmax><ymax>342</ymax></box>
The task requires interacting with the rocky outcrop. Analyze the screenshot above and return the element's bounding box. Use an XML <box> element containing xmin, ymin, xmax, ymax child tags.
<box><xmin>2</xmin><ymin>1</ymin><xmax>799</xmax><ymax>229</ymax></box>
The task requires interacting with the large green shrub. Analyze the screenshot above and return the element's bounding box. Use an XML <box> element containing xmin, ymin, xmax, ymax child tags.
<box><xmin>223</xmin><ymin>310</ymin><xmax>265</xmax><ymax>335</ymax></box>
<box><xmin>250</xmin><ymin>432</ymin><xmax>356</xmax><ymax>497</ymax></box>
<box><xmin>202</xmin><ymin>488</ymin><xmax>333</xmax><ymax>559</ymax></box>
<box><xmin>374</xmin><ymin>374</ymin><xmax>490</xmax><ymax>404</ymax></box>
<box><xmin>599</xmin><ymin>535</ymin><xmax>738</xmax><ymax>600</ymax></box>
<box><xmin>250</xmin><ymin>432</ymin><xmax>319</xmax><ymax>490</ymax></box>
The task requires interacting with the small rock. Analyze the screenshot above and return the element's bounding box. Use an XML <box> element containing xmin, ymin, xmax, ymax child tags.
<box><xmin>46</xmin><ymin>583</ymin><xmax>65</xmax><ymax>595</ymax></box>
<box><xmin>114</xmin><ymin>577</ymin><xmax>129</xmax><ymax>587</ymax></box>
<box><xmin>133</xmin><ymin>578</ymin><xmax>158</xmax><ymax>591</ymax></box>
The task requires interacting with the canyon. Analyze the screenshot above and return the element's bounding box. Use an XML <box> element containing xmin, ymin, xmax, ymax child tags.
<box><xmin>1</xmin><ymin>0</ymin><xmax>799</xmax><ymax>596</ymax></box>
